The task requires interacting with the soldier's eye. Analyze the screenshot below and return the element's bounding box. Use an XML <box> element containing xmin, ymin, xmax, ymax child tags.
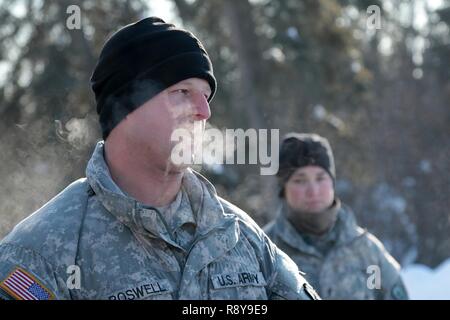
<box><xmin>177</xmin><ymin>89</ymin><xmax>189</xmax><ymax>95</ymax></box>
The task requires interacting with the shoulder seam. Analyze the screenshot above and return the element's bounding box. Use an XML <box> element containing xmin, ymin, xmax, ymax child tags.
<box><xmin>74</xmin><ymin>183</ymin><xmax>93</xmax><ymax>266</ymax></box>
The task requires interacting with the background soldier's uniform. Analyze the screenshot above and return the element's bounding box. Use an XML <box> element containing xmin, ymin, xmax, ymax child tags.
<box><xmin>264</xmin><ymin>202</ymin><xmax>409</xmax><ymax>300</ymax></box>
<box><xmin>0</xmin><ymin>141</ymin><xmax>318</xmax><ymax>300</ymax></box>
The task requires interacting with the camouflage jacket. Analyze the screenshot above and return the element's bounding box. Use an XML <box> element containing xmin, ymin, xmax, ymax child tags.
<box><xmin>264</xmin><ymin>203</ymin><xmax>409</xmax><ymax>300</ymax></box>
<box><xmin>0</xmin><ymin>141</ymin><xmax>318</xmax><ymax>300</ymax></box>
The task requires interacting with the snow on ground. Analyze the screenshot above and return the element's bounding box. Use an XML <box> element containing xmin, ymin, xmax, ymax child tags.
<box><xmin>401</xmin><ymin>258</ymin><xmax>450</xmax><ymax>299</ymax></box>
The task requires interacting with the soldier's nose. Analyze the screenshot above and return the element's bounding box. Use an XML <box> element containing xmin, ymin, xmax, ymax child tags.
<box><xmin>192</xmin><ymin>93</ymin><xmax>211</xmax><ymax>121</ymax></box>
<box><xmin>306</xmin><ymin>183</ymin><xmax>319</xmax><ymax>196</ymax></box>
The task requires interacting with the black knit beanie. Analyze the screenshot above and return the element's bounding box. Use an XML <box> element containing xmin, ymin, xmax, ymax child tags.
<box><xmin>277</xmin><ymin>133</ymin><xmax>336</xmax><ymax>197</ymax></box>
<box><xmin>90</xmin><ymin>17</ymin><xmax>217</xmax><ymax>140</ymax></box>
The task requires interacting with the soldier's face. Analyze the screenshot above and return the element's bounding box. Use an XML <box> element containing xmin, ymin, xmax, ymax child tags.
<box><xmin>118</xmin><ymin>78</ymin><xmax>211</xmax><ymax>171</ymax></box>
<box><xmin>284</xmin><ymin>166</ymin><xmax>334</xmax><ymax>213</ymax></box>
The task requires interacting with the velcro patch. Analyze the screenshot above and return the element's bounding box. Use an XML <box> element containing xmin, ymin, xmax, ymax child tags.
<box><xmin>0</xmin><ymin>267</ymin><xmax>55</xmax><ymax>300</ymax></box>
<box><xmin>391</xmin><ymin>283</ymin><xmax>408</xmax><ymax>300</ymax></box>
<box><xmin>211</xmin><ymin>272</ymin><xmax>267</xmax><ymax>289</ymax></box>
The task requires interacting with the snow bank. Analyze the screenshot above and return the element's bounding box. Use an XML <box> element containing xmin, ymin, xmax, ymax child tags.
<box><xmin>401</xmin><ymin>258</ymin><xmax>450</xmax><ymax>299</ymax></box>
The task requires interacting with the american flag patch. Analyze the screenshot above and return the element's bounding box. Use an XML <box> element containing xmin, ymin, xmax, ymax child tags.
<box><xmin>0</xmin><ymin>267</ymin><xmax>54</xmax><ymax>300</ymax></box>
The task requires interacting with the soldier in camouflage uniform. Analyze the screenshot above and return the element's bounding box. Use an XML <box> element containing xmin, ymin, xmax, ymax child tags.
<box><xmin>0</xmin><ymin>17</ymin><xmax>318</xmax><ymax>300</ymax></box>
<box><xmin>264</xmin><ymin>133</ymin><xmax>409</xmax><ymax>300</ymax></box>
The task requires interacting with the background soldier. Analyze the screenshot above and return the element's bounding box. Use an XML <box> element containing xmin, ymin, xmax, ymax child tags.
<box><xmin>264</xmin><ymin>132</ymin><xmax>409</xmax><ymax>300</ymax></box>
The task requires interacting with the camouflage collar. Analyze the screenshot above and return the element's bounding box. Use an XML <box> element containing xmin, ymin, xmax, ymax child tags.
<box><xmin>273</xmin><ymin>201</ymin><xmax>363</xmax><ymax>256</ymax></box>
<box><xmin>86</xmin><ymin>141</ymin><xmax>236</xmax><ymax>247</ymax></box>
<box><xmin>156</xmin><ymin>188</ymin><xmax>195</xmax><ymax>234</ymax></box>
<box><xmin>273</xmin><ymin>206</ymin><xmax>322</xmax><ymax>257</ymax></box>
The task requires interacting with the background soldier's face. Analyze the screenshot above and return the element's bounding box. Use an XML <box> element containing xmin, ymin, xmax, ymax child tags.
<box><xmin>284</xmin><ymin>166</ymin><xmax>334</xmax><ymax>213</ymax></box>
